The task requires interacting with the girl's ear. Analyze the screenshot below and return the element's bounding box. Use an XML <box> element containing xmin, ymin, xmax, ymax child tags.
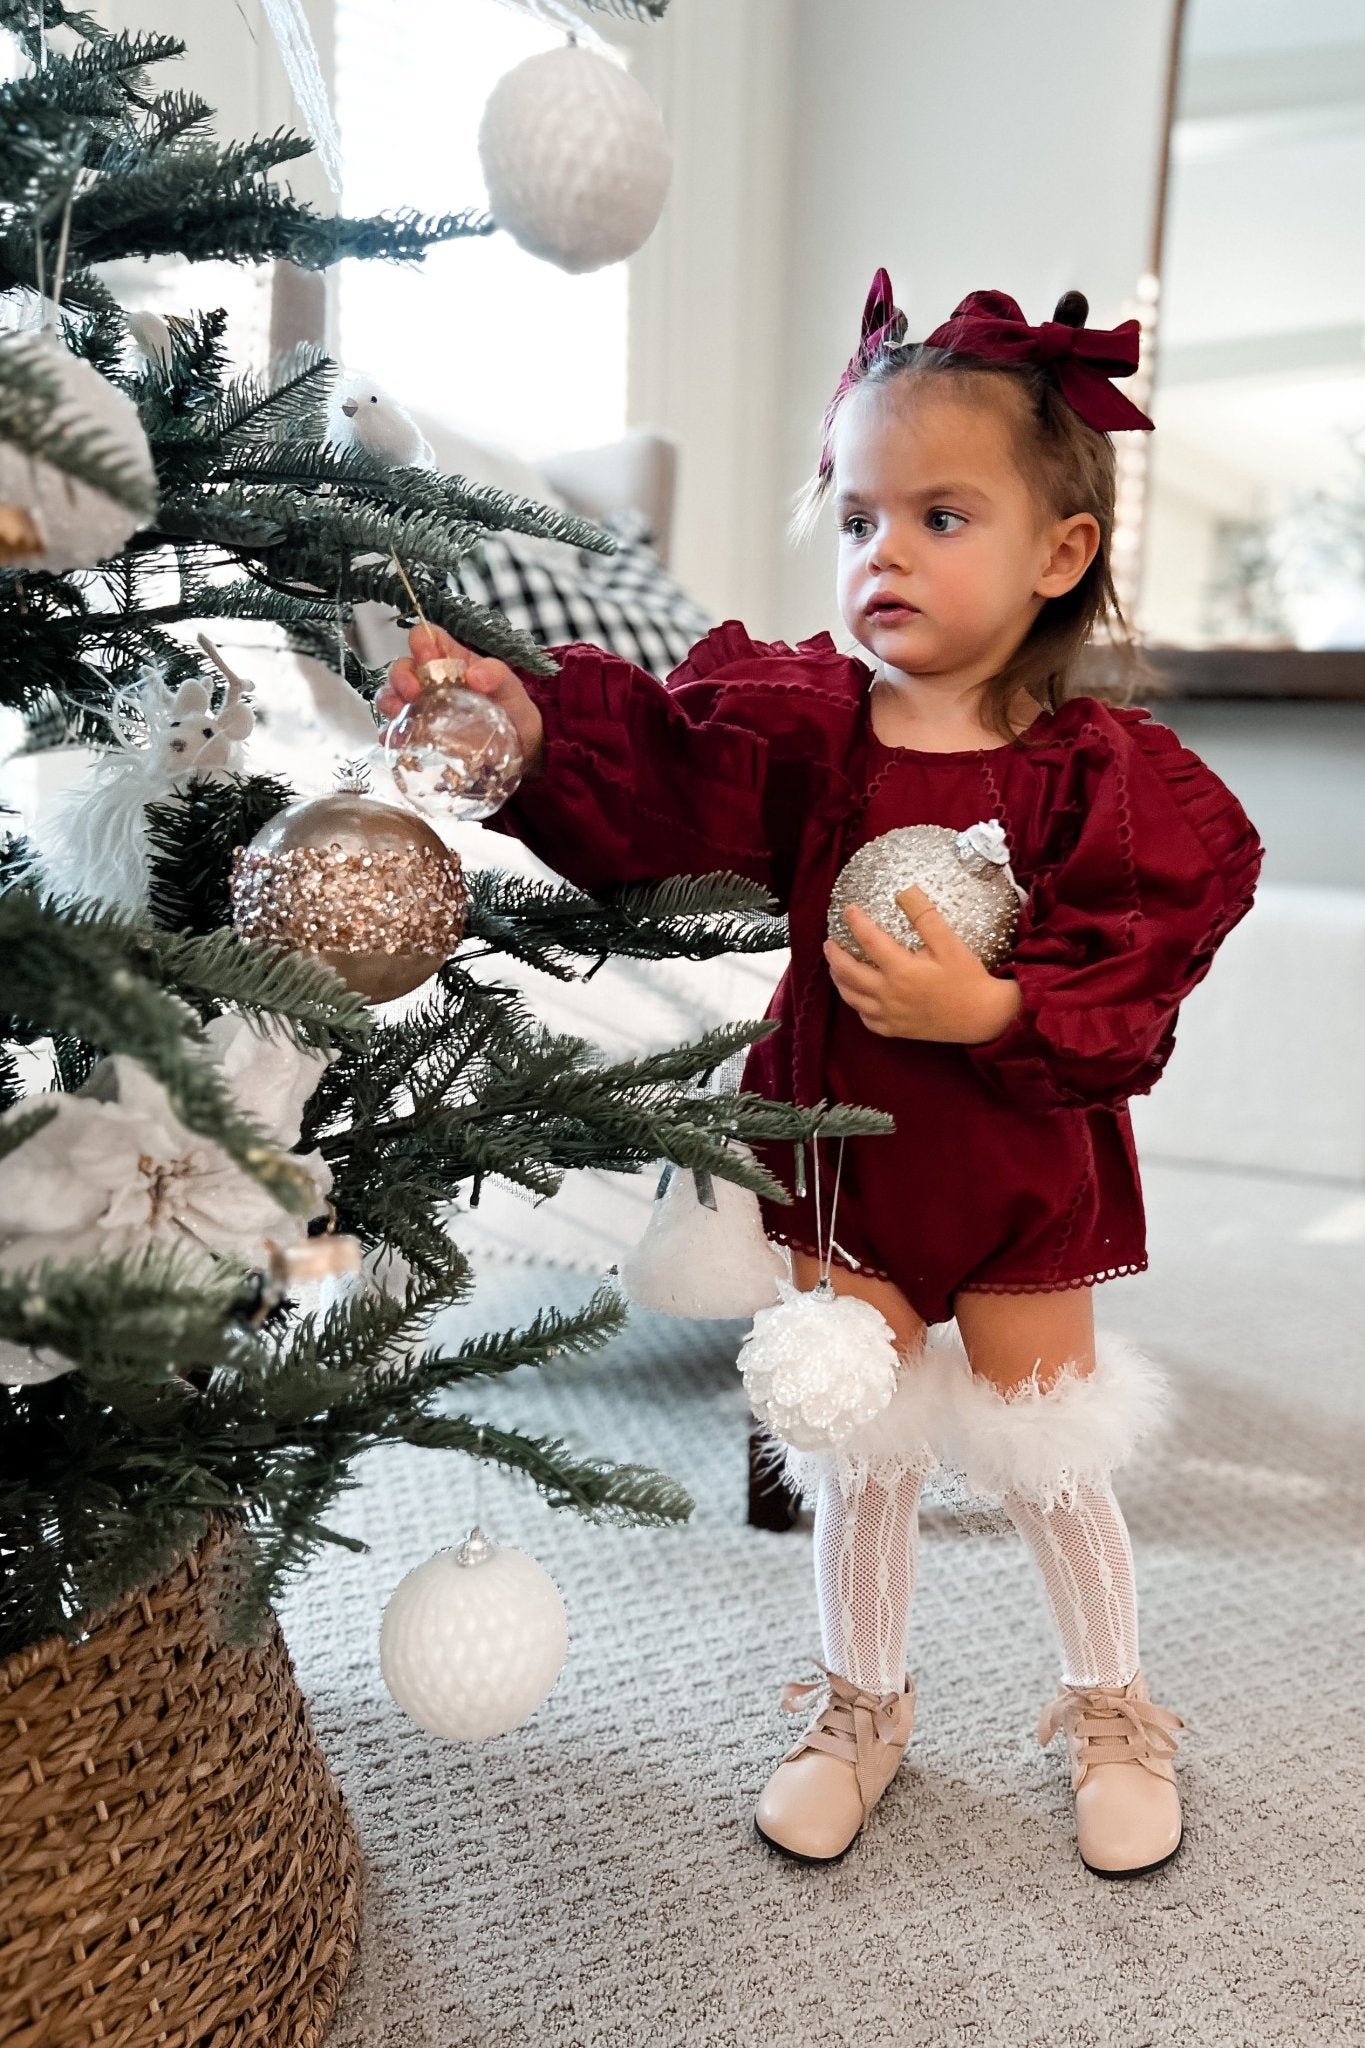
<box><xmin>1034</xmin><ymin>513</ymin><xmax>1100</xmax><ymax>600</ymax></box>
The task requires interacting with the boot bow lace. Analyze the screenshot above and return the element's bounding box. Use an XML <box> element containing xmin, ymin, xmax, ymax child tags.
<box><xmin>779</xmin><ymin>1661</ymin><xmax>911</xmax><ymax>1799</ymax></box>
<box><xmin>1037</xmin><ymin>1679</ymin><xmax>1185</xmax><ymax>1788</ymax></box>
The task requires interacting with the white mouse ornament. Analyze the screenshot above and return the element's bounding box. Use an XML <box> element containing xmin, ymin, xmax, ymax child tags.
<box><xmin>28</xmin><ymin>634</ymin><xmax>255</xmax><ymax>914</ymax></box>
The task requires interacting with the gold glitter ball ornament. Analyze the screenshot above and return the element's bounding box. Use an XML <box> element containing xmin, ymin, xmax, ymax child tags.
<box><xmin>230</xmin><ymin>792</ymin><xmax>469</xmax><ymax>1004</ymax></box>
<box><xmin>383</xmin><ymin>657</ymin><xmax>525</xmax><ymax>822</ymax></box>
<box><xmin>828</xmin><ymin>820</ymin><xmax>1022</xmax><ymax>968</ymax></box>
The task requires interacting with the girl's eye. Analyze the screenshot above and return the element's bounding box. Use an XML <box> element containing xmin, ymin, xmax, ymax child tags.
<box><xmin>926</xmin><ymin>508</ymin><xmax>967</xmax><ymax>534</ymax></box>
<box><xmin>841</xmin><ymin>515</ymin><xmax>872</xmax><ymax>539</ymax></box>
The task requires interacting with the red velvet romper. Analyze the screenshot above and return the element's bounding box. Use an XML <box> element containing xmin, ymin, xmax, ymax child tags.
<box><xmin>484</xmin><ymin>621</ymin><xmax>1263</xmax><ymax>1328</ymax></box>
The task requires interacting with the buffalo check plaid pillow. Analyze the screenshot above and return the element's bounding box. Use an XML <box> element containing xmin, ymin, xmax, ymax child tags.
<box><xmin>448</xmin><ymin>507</ymin><xmax>716</xmax><ymax>680</ymax></box>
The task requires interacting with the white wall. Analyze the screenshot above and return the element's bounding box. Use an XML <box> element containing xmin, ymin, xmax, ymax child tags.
<box><xmin>621</xmin><ymin>0</ymin><xmax>798</xmax><ymax>633</ymax></box>
<box><xmin>766</xmin><ymin>0</ymin><xmax>1179</xmax><ymax>645</ymax></box>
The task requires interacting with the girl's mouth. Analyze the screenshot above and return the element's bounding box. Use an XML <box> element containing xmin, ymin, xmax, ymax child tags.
<box><xmin>868</xmin><ymin>601</ymin><xmax>919</xmax><ymax>620</ymax></box>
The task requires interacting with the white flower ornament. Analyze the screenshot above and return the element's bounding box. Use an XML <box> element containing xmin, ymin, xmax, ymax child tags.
<box><xmin>0</xmin><ymin>1018</ymin><xmax>334</xmax><ymax>1387</ymax></box>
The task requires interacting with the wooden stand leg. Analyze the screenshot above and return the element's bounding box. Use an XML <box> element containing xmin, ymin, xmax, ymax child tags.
<box><xmin>747</xmin><ymin>1414</ymin><xmax>802</xmax><ymax>1531</ymax></box>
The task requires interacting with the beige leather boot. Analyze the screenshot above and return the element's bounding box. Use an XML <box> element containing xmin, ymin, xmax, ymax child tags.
<box><xmin>754</xmin><ymin>1661</ymin><xmax>917</xmax><ymax>1863</ymax></box>
<box><xmin>1037</xmin><ymin>1669</ymin><xmax>1185</xmax><ymax>1877</ymax></box>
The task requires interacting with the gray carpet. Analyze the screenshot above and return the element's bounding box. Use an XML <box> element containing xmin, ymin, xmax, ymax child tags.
<box><xmin>280</xmin><ymin>1159</ymin><xmax>1365</xmax><ymax>2048</ymax></box>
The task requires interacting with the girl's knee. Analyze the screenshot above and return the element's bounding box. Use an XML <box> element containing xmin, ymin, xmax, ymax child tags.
<box><xmin>953</xmin><ymin>1286</ymin><xmax>1096</xmax><ymax>1395</ymax></box>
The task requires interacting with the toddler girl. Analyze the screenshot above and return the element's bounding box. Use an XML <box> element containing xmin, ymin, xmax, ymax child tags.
<box><xmin>378</xmin><ymin>271</ymin><xmax>1262</xmax><ymax>1880</ymax></box>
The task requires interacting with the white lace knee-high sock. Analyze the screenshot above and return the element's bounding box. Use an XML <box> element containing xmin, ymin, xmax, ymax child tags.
<box><xmin>1001</xmin><ymin>1477</ymin><xmax>1141</xmax><ymax>1689</ymax></box>
<box><xmin>812</xmin><ymin>1467</ymin><xmax>925</xmax><ymax>1694</ymax></box>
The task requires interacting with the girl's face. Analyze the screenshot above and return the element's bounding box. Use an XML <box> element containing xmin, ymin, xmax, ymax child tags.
<box><xmin>832</xmin><ymin>379</ymin><xmax>1097</xmax><ymax>688</ymax></box>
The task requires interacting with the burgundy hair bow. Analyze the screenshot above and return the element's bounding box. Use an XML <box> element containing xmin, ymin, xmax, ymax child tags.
<box><xmin>819</xmin><ymin>272</ymin><xmax>1154</xmax><ymax>477</ymax></box>
<box><xmin>925</xmin><ymin>287</ymin><xmax>1155</xmax><ymax>431</ymax></box>
<box><xmin>818</xmin><ymin>266</ymin><xmax>904</xmax><ymax>480</ymax></box>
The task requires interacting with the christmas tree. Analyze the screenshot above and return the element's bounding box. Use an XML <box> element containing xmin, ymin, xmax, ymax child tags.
<box><xmin>0</xmin><ymin>1</ymin><xmax>884</xmax><ymax>1659</ymax></box>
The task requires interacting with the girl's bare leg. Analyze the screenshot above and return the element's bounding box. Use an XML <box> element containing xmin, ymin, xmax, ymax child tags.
<box><xmin>788</xmin><ymin>1248</ymin><xmax>927</xmax><ymax>1357</ymax></box>
<box><xmin>954</xmin><ymin>1287</ymin><xmax>1140</xmax><ymax>1688</ymax></box>
<box><xmin>953</xmin><ymin>1284</ymin><xmax>1095</xmax><ymax>1393</ymax></box>
<box><xmin>787</xmin><ymin>1249</ymin><xmax>930</xmax><ymax>1693</ymax></box>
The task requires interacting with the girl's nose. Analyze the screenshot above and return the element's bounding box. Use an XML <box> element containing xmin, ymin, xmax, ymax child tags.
<box><xmin>869</xmin><ymin>529</ymin><xmax>910</xmax><ymax>573</ymax></box>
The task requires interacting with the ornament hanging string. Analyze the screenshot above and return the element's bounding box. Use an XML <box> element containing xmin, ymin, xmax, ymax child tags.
<box><xmin>485</xmin><ymin>0</ymin><xmax>610</xmax><ymax>51</ymax></box>
<box><xmin>32</xmin><ymin>179</ymin><xmax>77</xmax><ymax>336</ymax></box>
<box><xmin>335</xmin><ymin>560</ymin><xmax>349</xmax><ymax>689</ymax></box>
<box><xmin>810</xmin><ymin>1131</ymin><xmax>847</xmax><ymax>1289</ymax></box>
<box><xmin>389</xmin><ymin>550</ymin><xmax>430</xmax><ymax>629</ymax></box>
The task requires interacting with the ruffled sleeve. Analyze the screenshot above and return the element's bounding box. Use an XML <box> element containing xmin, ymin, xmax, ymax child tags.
<box><xmin>966</xmin><ymin>702</ymin><xmax>1264</xmax><ymax>1112</ymax></box>
<box><xmin>479</xmin><ymin>621</ymin><xmax>856</xmax><ymax>912</ymax></box>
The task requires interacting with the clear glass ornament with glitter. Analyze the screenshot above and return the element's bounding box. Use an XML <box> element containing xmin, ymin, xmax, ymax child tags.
<box><xmin>382</xmin><ymin>657</ymin><xmax>524</xmax><ymax>822</ymax></box>
<box><xmin>828</xmin><ymin>819</ymin><xmax>1026</xmax><ymax>967</ymax></box>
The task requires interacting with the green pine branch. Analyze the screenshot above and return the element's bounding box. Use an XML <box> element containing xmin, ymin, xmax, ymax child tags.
<box><xmin>142</xmin><ymin>772</ymin><xmax>298</xmax><ymax>932</ymax></box>
<box><xmin>146</xmin><ymin>927</ymin><xmax>373</xmax><ymax>1051</ymax></box>
<box><xmin>462</xmin><ymin>864</ymin><xmax>790</xmax><ymax>978</ymax></box>
<box><xmin>0</xmin><ymin>1268</ymin><xmax>691</xmax><ymax>1654</ymax></box>
<box><xmin>0</xmin><ymin>0</ymin><xmax>859</xmax><ymax>1667</ymax></box>
<box><xmin>576</xmin><ymin>1</ymin><xmax>673</xmax><ymax>18</ymax></box>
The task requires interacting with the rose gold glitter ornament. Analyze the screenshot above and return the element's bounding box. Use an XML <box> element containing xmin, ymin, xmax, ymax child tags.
<box><xmin>230</xmin><ymin>791</ymin><xmax>469</xmax><ymax>1003</ymax></box>
<box><xmin>383</xmin><ymin>656</ymin><xmax>525</xmax><ymax>822</ymax></box>
<box><xmin>828</xmin><ymin>820</ymin><xmax>1023</xmax><ymax>968</ymax></box>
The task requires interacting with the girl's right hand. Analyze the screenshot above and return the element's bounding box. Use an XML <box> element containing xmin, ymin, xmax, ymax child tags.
<box><xmin>376</xmin><ymin>621</ymin><xmax>545</xmax><ymax>779</ymax></box>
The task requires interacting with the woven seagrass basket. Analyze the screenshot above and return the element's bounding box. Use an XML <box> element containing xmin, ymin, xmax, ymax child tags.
<box><xmin>0</xmin><ymin>1514</ymin><xmax>362</xmax><ymax>2048</ymax></box>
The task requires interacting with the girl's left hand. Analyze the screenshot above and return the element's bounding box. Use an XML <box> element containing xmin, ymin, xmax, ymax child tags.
<box><xmin>823</xmin><ymin>885</ymin><xmax>1023</xmax><ymax>1044</ymax></box>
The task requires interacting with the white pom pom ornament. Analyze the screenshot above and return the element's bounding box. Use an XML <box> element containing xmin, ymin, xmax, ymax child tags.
<box><xmin>477</xmin><ymin>43</ymin><xmax>672</xmax><ymax>273</ymax></box>
<box><xmin>380</xmin><ymin>1527</ymin><xmax>569</xmax><ymax>1741</ymax></box>
<box><xmin>617</xmin><ymin>1141</ymin><xmax>788</xmax><ymax>1318</ymax></box>
<box><xmin>738</xmin><ymin>1276</ymin><xmax>901</xmax><ymax>1451</ymax></box>
<box><xmin>0</xmin><ymin>330</ymin><xmax>158</xmax><ymax>573</ymax></box>
<box><xmin>733</xmin><ymin>1131</ymin><xmax>902</xmax><ymax>1450</ymax></box>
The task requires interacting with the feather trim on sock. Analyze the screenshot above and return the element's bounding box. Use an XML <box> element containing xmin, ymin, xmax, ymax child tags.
<box><xmin>754</xmin><ymin>1324</ymin><xmax>966</xmax><ymax>1506</ymax></box>
<box><xmin>939</xmin><ymin>1329</ymin><xmax>1175</xmax><ymax>1513</ymax></box>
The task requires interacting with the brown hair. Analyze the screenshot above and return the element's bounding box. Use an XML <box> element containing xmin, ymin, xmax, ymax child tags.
<box><xmin>790</xmin><ymin>290</ymin><xmax>1153</xmax><ymax>743</ymax></box>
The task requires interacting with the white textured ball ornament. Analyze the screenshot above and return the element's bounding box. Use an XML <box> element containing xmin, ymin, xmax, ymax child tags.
<box><xmin>0</xmin><ymin>331</ymin><xmax>158</xmax><ymax>573</ymax></box>
<box><xmin>379</xmin><ymin>1528</ymin><xmax>569</xmax><ymax>1741</ymax></box>
<box><xmin>477</xmin><ymin>45</ymin><xmax>672</xmax><ymax>273</ymax></box>
<box><xmin>617</xmin><ymin>1142</ymin><xmax>788</xmax><ymax>1318</ymax></box>
<box><xmin>737</xmin><ymin>1278</ymin><xmax>901</xmax><ymax>1451</ymax></box>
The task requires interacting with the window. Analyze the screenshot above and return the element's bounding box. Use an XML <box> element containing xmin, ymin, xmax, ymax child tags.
<box><xmin>334</xmin><ymin>1</ymin><xmax>630</xmax><ymax>461</ymax></box>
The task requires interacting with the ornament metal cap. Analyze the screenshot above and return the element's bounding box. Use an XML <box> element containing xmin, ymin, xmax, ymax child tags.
<box><xmin>453</xmin><ymin>1527</ymin><xmax>496</xmax><ymax>1568</ymax></box>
